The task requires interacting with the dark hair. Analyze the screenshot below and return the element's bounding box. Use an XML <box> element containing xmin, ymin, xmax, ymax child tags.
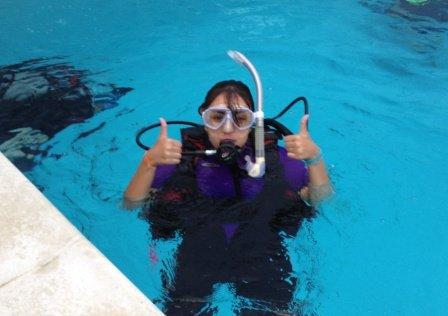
<box><xmin>197</xmin><ymin>80</ymin><xmax>254</xmax><ymax>114</ymax></box>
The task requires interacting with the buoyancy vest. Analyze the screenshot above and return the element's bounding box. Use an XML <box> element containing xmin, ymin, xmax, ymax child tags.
<box><xmin>142</xmin><ymin>126</ymin><xmax>315</xmax><ymax>286</ymax></box>
<box><xmin>143</xmin><ymin>126</ymin><xmax>314</xmax><ymax>238</ymax></box>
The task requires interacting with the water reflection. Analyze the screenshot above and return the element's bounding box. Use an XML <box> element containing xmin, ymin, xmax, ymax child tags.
<box><xmin>0</xmin><ymin>57</ymin><xmax>132</xmax><ymax>171</ymax></box>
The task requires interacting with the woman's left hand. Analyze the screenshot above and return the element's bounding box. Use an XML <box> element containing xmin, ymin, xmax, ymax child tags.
<box><xmin>284</xmin><ymin>115</ymin><xmax>320</xmax><ymax>161</ymax></box>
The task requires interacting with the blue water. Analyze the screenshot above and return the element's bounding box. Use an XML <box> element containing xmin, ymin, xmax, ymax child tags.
<box><xmin>1</xmin><ymin>0</ymin><xmax>448</xmax><ymax>314</ymax></box>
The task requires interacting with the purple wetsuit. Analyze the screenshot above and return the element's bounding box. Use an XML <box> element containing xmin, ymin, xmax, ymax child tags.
<box><xmin>152</xmin><ymin>146</ymin><xmax>308</xmax><ymax>198</ymax></box>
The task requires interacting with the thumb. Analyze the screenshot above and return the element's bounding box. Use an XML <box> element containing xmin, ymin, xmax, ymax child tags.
<box><xmin>299</xmin><ymin>114</ymin><xmax>309</xmax><ymax>135</ymax></box>
<box><xmin>159</xmin><ymin>117</ymin><xmax>168</xmax><ymax>139</ymax></box>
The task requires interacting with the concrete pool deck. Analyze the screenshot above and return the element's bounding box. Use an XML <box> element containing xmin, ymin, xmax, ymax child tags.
<box><xmin>0</xmin><ymin>152</ymin><xmax>163</xmax><ymax>315</ymax></box>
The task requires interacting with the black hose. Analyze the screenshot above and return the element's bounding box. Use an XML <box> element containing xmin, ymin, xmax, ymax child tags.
<box><xmin>136</xmin><ymin>121</ymin><xmax>201</xmax><ymax>150</ymax></box>
<box><xmin>271</xmin><ymin>96</ymin><xmax>308</xmax><ymax>120</ymax></box>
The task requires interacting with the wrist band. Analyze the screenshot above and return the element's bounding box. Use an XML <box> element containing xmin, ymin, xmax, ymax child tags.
<box><xmin>304</xmin><ymin>149</ymin><xmax>322</xmax><ymax>166</ymax></box>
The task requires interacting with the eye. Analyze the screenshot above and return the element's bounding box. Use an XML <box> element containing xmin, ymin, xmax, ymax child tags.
<box><xmin>209</xmin><ymin>111</ymin><xmax>225</xmax><ymax>123</ymax></box>
<box><xmin>234</xmin><ymin>111</ymin><xmax>250</xmax><ymax>125</ymax></box>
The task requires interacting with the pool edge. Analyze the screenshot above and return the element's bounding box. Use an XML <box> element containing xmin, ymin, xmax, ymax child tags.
<box><xmin>0</xmin><ymin>152</ymin><xmax>164</xmax><ymax>315</ymax></box>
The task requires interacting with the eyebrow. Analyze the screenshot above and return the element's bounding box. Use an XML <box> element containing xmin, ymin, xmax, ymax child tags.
<box><xmin>209</xmin><ymin>104</ymin><xmax>249</xmax><ymax>109</ymax></box>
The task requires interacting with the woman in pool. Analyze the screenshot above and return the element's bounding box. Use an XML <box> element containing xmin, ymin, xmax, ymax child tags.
<box><xmin>124</xmin><ymin>80</ymin><xmax>331</xmax><ymax>315</ymax></box>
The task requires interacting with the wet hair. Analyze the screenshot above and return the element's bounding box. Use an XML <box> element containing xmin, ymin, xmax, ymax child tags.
<box><xmin>197</xmin><ymin>80</ymin><xmax>254</xmax><ymax>114</ymax></box>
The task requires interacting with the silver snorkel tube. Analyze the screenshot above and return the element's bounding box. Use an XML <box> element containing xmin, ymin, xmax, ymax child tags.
<box><xmin>227</xmin><ymin>50</ymin><xmax>265</xmax><ymax>178</ymax></box>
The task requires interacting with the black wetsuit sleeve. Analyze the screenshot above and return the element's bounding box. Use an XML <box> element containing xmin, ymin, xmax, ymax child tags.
<box><xmin>270</xmin><ymin>201</ymin><xmax>314</xmax><ymax>236</ymax></box>
<box><xmin>144</xmin><ymin>201</ymin><xmax>182</xmax><ymax>240</ymax></box>
<box><xmin>140</xmin><ymin>171</ymin><xmax>197</xmax><ymax>240</ymax></box>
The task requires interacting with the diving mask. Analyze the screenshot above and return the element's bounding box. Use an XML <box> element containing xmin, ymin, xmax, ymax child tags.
<box><xmin>202</xmin><ymin>105</ymin><xmax>255</xmax><ymax>131</ymax></box>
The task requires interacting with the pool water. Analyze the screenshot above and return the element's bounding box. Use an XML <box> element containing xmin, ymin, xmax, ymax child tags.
<box><xmin>1</xmin><ymin>0</ymin><xmax>447</xmax><ymax>314</ymax></box>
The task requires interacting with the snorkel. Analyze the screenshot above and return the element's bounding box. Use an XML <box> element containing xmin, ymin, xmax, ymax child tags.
<box><xmin>227</xmin><ymin>50</ymin><xmax>265</xmax><ymax>178</ymax></box>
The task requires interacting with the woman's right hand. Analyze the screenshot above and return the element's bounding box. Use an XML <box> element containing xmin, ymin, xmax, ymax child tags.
<box><xmin>143</xmin><ymin>118</ymin><xmax>182</xmax><ymax>168</ymax></box>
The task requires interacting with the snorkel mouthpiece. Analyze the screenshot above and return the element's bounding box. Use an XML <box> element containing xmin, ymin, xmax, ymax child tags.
<box><xmin>228</xmin><ymin>50</ymin><xmax>265</xmax><ymax>178</ymax></box>
<box><xmin>217</xmin><ymin>140</ymin><xmax>241</xmax><ymax>165</ymax></box>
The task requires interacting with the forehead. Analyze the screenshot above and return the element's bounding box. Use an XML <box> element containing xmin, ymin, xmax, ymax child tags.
<box><xmin>209</xmin><ymin>93</ymin><xmax>249</xmax><ymax>108</ymax></box>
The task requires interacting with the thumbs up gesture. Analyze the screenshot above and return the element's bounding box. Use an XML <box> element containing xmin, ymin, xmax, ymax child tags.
<box><xmin>143</xmin><ymin>118</ymin><xmax>182</xmax><ymax>168</ymax></box>
<box><xmin>284</xmin><ymin>115</ymin><xmax>320</xmax><ymax>161</ymax></box>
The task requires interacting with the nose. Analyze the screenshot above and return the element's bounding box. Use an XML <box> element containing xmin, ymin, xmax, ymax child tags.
<box><xmin>222</xmin><ymin>116</ymin><xmax>235</xmax><ymax>133</ymax></box>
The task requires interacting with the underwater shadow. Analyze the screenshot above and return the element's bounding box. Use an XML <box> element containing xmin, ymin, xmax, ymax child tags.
<box><xmin>0</xmin><ymin>57</ymin><xmax>133</xmax><ymax>171</ymax></box>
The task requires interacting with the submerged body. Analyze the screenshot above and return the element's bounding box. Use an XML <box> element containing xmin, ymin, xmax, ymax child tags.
<box><xmin>143</xmin><ymin>129</ymin><xmax>314</xmax><ymax>314</ymax></box>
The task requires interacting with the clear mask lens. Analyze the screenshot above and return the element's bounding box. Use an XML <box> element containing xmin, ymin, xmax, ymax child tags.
<box><xmin>202</xmin><ymin>107</ymin><xmax>254</xmax><ymax>130</ymax></box>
